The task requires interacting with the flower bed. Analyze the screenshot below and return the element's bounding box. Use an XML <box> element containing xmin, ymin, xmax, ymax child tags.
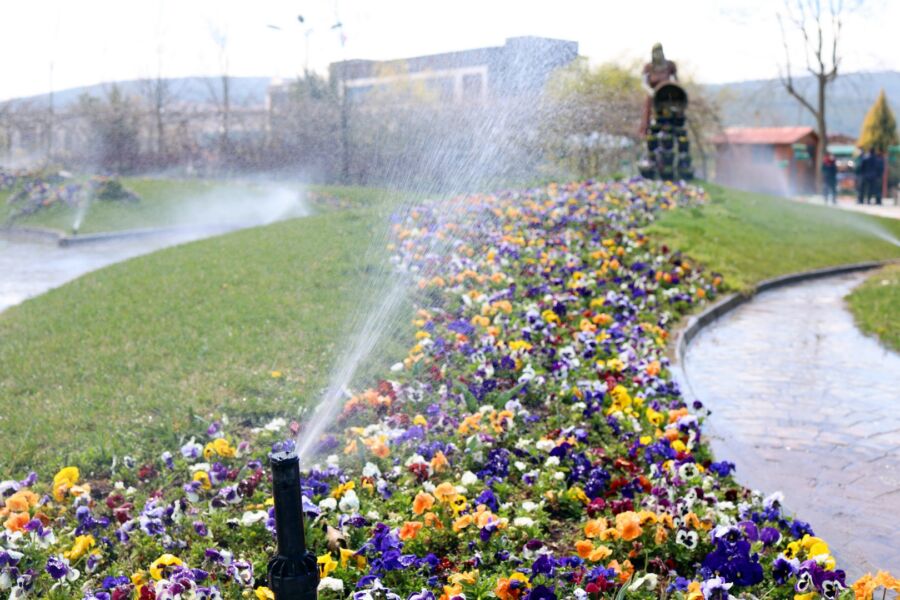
<box><xmin>3</xmin><ymin>169</ymin><xmax>139</xmax><ymax>224</ymax></box>
<box><xmin>1</xmin><ymin>180</ymin><xmax>896</xmax><ymax>599</ymax></box>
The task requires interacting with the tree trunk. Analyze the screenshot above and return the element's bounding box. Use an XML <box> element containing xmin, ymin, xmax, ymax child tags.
<box><xmin>815</xmin><ymin>75</ymin><xmax>827</xmax><ymax>194</ymax></box>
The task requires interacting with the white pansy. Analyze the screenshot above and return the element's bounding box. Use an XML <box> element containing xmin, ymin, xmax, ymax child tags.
<box><xmin>628</xmin><ymin>573</ymin><xmax>659</xmax><ymax>592</ymax></box>
<box><xmin>553</xmin><ymin>472</ymin><xmax>565</xmax><ymax>480</ymax></box>
<box><xmin>240</xmin><ymin>511</ymin><xmax>268</xmax><ymax>526</ymax></box>
<box><xmin>404</xmin><ymin>454</ymin><xmax>427</xmax><ymax>467</ymax></box>
<box><xmin>338</xmin><ymin>490</ymin><xmax>360</xmax><ymax>513</ymax></box>
<box><xmin>318</xmin><ymin>577</ymin><xmax>345</xmax><ymax>592</ymax></box>
<box><xmin>362</xmin><ymin>462</ymin><xmax>382</xmax><ymax>478</ymax></box>
<box><xmin>513</xmin><ymin>517</ymin><xmax>535</xmax><ymax>527</ymax></box>
<box><xmin>535</xmin><ymin>439</ymin><xmax>555</xmax><ymax>452</ymax></box>
<box><xmin>318</xmin><ymin>498</ymin><xmax>337</xmax><ymax>512</ymax></box>
<box><xmin>461</xmin><ymin>471</ymin><xmax>478</xmax><ymax>486</ymax></box>
<box><xmin>514</xmin><ymin>438</ymin><xmax>532</xmax><ymax>450</ymax></box>
<box><xmin>545</xmin><ymin>456</ymin><xmax>560</xmax><ymax>467</ymax></box>
<box><xmin>521</xmin><ymin>501</ymin><xmax>539</xmax><ymax>513</ymax></box>
<box><xmin>263</xmin><ymin>417</ymin><xmax>287</xmax><ymax>432</ymax></box>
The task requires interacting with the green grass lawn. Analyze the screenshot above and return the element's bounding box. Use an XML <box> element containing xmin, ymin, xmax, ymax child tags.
<box><xmin>0</xmin><ymin>197</ymin><xmax>412</xmax><ymax>474</ymax></box>
<box><xmin>648</xmin><ymin>184</ymin><xmax>900</xmax><ymax>292</ymax></box>
<box><xmin>846</xmin><ymin>264</ymin><xmax>900</xmax><ymax>351</ymax></box>
<box><xmin>2</xmin><ymin>178</ymin><xmax>395</xmax><ymax>234</ymax></box>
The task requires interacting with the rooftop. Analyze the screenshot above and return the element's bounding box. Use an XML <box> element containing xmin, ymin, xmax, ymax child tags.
<box><xmin>714</xmin><ymin>126</ymin><xmax>817</xmax><ymax>145</ymax></box>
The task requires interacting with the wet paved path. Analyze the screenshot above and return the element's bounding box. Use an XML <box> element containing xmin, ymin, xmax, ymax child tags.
<box><xmin>682</xmin><ymin>272</ymin><xmax>900</xmax><ymax>580</ymax></box>
<box><xmin>0</xmin><ymin>231</ymin><xmax>217</xmax><ymax>314</ymax></box>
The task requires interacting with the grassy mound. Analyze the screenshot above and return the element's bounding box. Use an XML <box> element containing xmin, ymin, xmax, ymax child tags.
<box><xmin>846</xmin><ymin>263</ymin><xmax>900</xmax><ymax>351</ymax></box>
<box><xmin>648</xmin><ymin>184</ymin><xmax>900</xmax><ymax>292</ymax></box>
<box><xmin>0</xmin><ymin>197</ymin><xmax>410</xmax><ymax>472</ymax></box>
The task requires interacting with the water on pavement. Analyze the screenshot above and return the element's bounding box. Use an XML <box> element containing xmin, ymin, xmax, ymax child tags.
<box><xmin>0</xmin><ymin>232</ymin><xmax>215</xmax><ymax>314</ymax></box>
<box><xmin>682</xmin><ymin>272</ymin><xmax>900</xmax><ymax>580</ymax></box>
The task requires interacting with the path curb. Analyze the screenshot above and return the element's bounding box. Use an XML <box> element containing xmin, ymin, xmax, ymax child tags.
<box><xmin>1</xmin><ymin>223</ymin><xmax>239</xmax><ymax>247</ymax></box>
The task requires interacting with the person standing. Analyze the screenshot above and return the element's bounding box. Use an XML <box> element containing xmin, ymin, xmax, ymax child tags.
<box><xmin>856</xmin><ymin>150</ymin><xmax>871</xmax><ymax>204</ymax></box>
<box><xmin>867</xmin><ymin>151</ymin><xmax>885</xmax><ymax>205</ymax></box>
<box><xmin>821</xmin><ymin>153</ymin><xmax>838</xmax><ymax>204</ymax></box>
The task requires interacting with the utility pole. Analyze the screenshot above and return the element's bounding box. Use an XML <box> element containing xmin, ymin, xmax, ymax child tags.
<box><xmin>46</xmin><ymin>61</ymin><xmax>54</xmax><ymax>164</ymax></box>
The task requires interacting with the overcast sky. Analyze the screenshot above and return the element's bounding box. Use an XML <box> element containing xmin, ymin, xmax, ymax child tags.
<box><xmin>1</xmin><ymin>0</ymin><xmax>897</xmax><ymax>101</ymax></box>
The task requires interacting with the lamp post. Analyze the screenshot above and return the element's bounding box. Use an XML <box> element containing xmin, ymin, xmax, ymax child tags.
<box><xmin>266</xmin><ymin>15</ymin><xmax>314</xmax><ymax>81</ymax></box>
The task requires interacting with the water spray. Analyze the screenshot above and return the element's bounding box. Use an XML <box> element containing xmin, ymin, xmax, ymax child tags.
<box><xmin>268</xmin><ymin>450</ymin><xmax>319</xmax><ymax>600</ymax></box>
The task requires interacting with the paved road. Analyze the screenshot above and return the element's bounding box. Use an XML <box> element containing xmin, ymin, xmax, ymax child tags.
<box><xmin>682</xmin><ymin>272</ymin><xmax>900</xmax><ymax>580</ymax></box>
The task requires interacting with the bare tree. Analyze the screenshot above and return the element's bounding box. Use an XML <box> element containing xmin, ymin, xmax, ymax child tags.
<box><xmin>140</xmin><ymin>6</ymin><xmax>173</xmax><ymax>166</ymax></box>
<box><xmin>140</xmin><ymin>69</ymin><xmax>173</xmax><ymax>167</ymax></box>
<box><xmin>206</xmin><ymin>24</ymin><xmax>231</xmax><ymax>165</ymax></box>
<box><xmin>777</xmin><ymin>0</ymin><xmax>854</xmax><ymax>173</ymax></box>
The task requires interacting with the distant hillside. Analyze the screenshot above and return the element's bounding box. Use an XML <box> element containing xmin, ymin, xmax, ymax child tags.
<box><xmin>7</xmin><ymin>76</ymin><xmax>274</xmax><ymax>108</ymax></box>
<box><xmin>708</xmin><ymin>70</ymin><xmax>900</xmax><ymax>138</ymax></box>
<box><xmin>7</xmin><ymin>71</ymin><xmax>897</xmax><ymax>140</ymax></box>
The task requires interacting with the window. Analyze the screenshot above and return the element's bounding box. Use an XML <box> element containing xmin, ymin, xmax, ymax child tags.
<box><xmin>751</xmin><ymin>144</ymin><xmax>775</xmax><ymax>164</ymax></box>
<box><xmin>462</xmin><ymin>73</ymin><xmax>483</xmax><ymax>99</ymax></box>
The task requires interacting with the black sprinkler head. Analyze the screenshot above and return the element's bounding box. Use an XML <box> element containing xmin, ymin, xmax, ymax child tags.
<box><xmin>268</xmin><ymin>450</ymin><xmax>319</xmax><ymax>600</ymax></box>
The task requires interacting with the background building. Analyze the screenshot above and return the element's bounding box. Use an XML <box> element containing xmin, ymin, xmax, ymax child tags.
<box><xmin>714</xmin><ymin>126</ymin><xmax>819</xmax><ymax>196</ymax></box>
<box><xmin>327</xmin><ymin>36</ymin><xmax>579</xmax><ymax>104</ymax></box>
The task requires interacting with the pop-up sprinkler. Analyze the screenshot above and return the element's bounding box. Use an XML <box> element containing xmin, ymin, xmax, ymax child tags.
<box><xmin>268</xmin><ymin>450</ymin><xmax>319</xmax><ymax>600</ymax></box>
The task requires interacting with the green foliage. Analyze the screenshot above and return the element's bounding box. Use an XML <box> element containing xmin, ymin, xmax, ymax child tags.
<box><xmin>541</xmin><ymin>59</ymin><xmax>644</xmax><ymax>180</ymax></box>
<box><xmin>857</xmin><ymin>90</ymin><xmax>899</xmax><ymax>153</ymax></box>
<box><xmin>846</xmin><ymin>264</ymin><xmax>900</xmax><ymax>351</ymax></box>
<box><xmin>647</xmin><ymin>183</ymin><xmax>900</xmax><ymax>291</ymax></box>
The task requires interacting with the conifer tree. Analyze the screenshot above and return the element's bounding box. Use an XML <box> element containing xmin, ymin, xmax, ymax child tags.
<box><xmin>857</xmin><ymin>90</ymin><xmax>898</xmax><ymax>153</ymax></box>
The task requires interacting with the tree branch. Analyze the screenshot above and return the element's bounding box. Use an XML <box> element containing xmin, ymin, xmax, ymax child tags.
<box><xmin>777</xmin><ymin>10</ymin><xmax>819</xmax><ymax>119</ymax></box>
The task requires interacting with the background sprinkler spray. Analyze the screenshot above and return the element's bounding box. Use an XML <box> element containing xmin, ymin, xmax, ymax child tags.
<box><xmin>268</xmin><ymin>450</ymin><xmax>319</xmax><ymax>600</ymax></box>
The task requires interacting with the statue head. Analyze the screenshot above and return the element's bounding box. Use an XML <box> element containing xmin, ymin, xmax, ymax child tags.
<box><xmin>651</xmin><ymin>43</ymin><xmax>665</xmax><ymax>64</ymax></box>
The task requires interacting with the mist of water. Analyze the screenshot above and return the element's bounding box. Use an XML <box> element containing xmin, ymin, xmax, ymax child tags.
<box><xmin>811</xmin><ymin>202</ymin><xmax>900</xmax><ymax>247</ymax></box>
<box><xmin>167</xmin><ymin>184</ymin><xmax>311</xmax><ymax>230</ymax></box>
<box><xmin>849</xmin><ymin>219</ymin><xmax>900</xmax><ymax>247</ymax></box>
<box><xmin>291</xmin><ymin>48</ymin><xmax>566</xmax><ymax>461</ymax></box>
<box><xmin>72</xmin><ymin>193</ymin><xmax>92</xmax><ymax>232</ymax></box>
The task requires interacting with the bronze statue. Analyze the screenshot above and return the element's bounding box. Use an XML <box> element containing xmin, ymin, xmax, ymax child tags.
<box><xmin>641</xmin><ymin>43</ymin><xmax>677</xmax><ymax>135</ymax></box>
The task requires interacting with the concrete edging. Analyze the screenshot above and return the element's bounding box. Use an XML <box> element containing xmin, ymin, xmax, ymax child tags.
<box><xmin>673</xmin><ymin>260</ymin><xmax>891</xmax><ymax>366</ymax></box>
<box><xmin>1</xmin><ymin>223</ymin><xmax>239</xmax><ymax>247</ymax></box>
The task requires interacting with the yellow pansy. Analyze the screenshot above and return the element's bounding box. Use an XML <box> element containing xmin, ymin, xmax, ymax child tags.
<box><xmin>64</xmin><ymin>534</ymin><xmax>95</xmax><ymax>561</ymax></box>
<box><xmin>339</xmin><ymin>547</ymin><xmax>367</xmax><ymax>569</ymax></box>
<box><xmin>317</xmin><ymin>553</ymin><xmax>338</xmax><ymax>578</ymax></box>
<box><xmin>331</xmin><ymin>481</ymin><xmax>355</xmax><ymax>499</ymax></box>
<box><xmin>52</xmin><ymin>466</ymin><xmax>79</xmax><ymax>502</ymax></box>
<box><xmin>149</xmin><ymin>554</ymin><xmax>183</xmax><ymax>580</ymax></box>
<box><xmin>193</xmin><ymin>471</ymin><xmax>212</xmax><ymax>490</ymax></box>
<box><xmin>255</xmin><ymin>587</ymin><xmax>275</xmax><ymax>600</ymax></box>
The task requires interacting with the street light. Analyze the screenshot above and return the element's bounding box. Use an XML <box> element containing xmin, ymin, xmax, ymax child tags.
<box><xmin>265</xmin><ymin>15</ymin><xmax>315</xmax><ymax>79</ymax></box>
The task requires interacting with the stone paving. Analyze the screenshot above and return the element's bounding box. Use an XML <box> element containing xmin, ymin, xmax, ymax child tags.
<box><xmin>680</xmin><ymin>272</ymin><xmax>900</xmax><ymax>580</ymax></box>
<box><xmin>794</xmin><ymin>194</ymin><xmax>900</xmax><ymax>220</ymax></box>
